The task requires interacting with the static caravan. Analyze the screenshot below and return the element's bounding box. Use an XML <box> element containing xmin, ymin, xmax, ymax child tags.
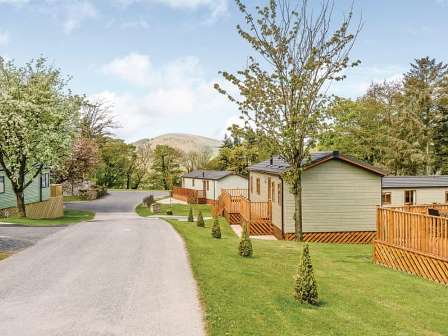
<box><xmin>180</xmin><ymin>170</ymin><xmax>247</xmax><ymax>204</ymax></box>
<box><xmin>0</xmin><ymin>168</ymin><xmax>51</xmax><ymax>211</ymax></box>
<box><xmin>247</xmin><ymin>152</ymin><xmax>386</xmax><ymax>243</ymax></box>
<box><xmin>382</xmin><ymin>176</ymin><xmax>448</xmax><ymax>206</ymax></box>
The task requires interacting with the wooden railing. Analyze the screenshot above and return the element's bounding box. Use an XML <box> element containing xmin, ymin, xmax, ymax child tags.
<box><xmin>222</xmin><ymin>188</ymin><xmax>248</xmax><ymax>198</ymax></box>
<box><xmin>172</xmin><ymin>187</ymin><xmax>206</xmax><ymax>204</ymax></box>
<box><xmin>377</xmin><ymin>208</ymin><xmax>448</xmax><ymax>259</ymax></box>
<box><xmin>374</xmin><ymin>207</ymin><xmax>448</xmax><ymax>284</ymax></box>
<box><xmin>240</xmin><ymin>197</ymin><xmax>272</xmax><ymax>235</ymax></box>
<box><xmin>387</xmin><ymin>203</ymin><xmax>448</xmax><ymax>214</ymax></box>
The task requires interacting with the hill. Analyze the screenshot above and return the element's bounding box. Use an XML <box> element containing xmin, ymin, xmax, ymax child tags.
<box><xmin>134</xmin><ymin>133</ymin><xmax>222</xmax><ymax>154</ymax></box>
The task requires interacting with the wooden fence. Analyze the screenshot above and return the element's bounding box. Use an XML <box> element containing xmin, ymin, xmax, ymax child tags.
<box><xmin>215</xmin><ymin>189</ymin><xmax>273</xmax><ymax>235</ymax></box>
<box><xmin>172</xmin><ymin>187</ymin><xmax>206</xmax><ymax>204</ymax></box>
<box><xmin>374</xmin><ymin>207</ymin><xmax>448</xmax><ymax>284</ymax></box>
<box><xmin>387</xmin><ymin>203</ymin><xmax>448</xmax><ymax>214</ymax></box>
<box><xmin>240</xmin><ymin>197</ymin><xmax>272</xmax><ymax>236</ymax></box>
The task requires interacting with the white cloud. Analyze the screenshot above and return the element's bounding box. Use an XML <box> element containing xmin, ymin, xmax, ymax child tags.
<box><xmin>62</xmin><ymin>1</ymin><xmax>97</xmax><ymax>34</ymax></box>
<box><xmin>0</xmin><ymin>31</ymin><xmax>9</xmax><ymax>46</ymax></box>
<box><xmin>116</xmin><ymin>0</ymin><xmax>228</xmax><ymax>20</ymax></box>
<box><xmin>96</xmin><ymin>53</ymin><xmax>237</xmax><ymax>142</ymax></box>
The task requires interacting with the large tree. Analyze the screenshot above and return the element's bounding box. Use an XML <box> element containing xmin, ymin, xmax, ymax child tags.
<box><xmin>149</xmin><ymin>145</ymin><xmax>183</xmax><ymax>190</ymax></box>
<box><xmin>0</xmin><ymin>57</ymin><xmax>81</xmax><ymax>217</ymax></box>
<box><xmin>216</xmin><ymin>0</ymin><xmax>360</xmax><ymax>240</ymax></box>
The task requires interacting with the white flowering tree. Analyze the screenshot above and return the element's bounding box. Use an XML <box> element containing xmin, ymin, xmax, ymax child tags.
<box><xmin>0</xmin><ymin>57</ymin><xmax>81</xmax><ymax>217</ymax></box>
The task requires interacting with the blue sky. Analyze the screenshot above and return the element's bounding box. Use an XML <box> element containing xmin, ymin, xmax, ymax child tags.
<box><xmin>0</xmin><ymin>0</ymin><xmax>447</xmax><ymax>142</ymax></box>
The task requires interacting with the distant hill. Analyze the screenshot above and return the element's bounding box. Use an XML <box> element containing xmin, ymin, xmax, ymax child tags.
<box><xmin>134</xmin><ymin>133</ymin><xmax>222</xmax><ymax>155</ymax></box>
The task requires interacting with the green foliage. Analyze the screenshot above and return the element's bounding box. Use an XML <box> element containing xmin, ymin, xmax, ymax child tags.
<box><xmin>211</xmin><ymin>217</ymin><xmax>222</xmax><ymax>239</ymax></box>
<box><xmin>212</xmin><ymin>125</ymin><xmax>271</xmax><ymax>176</ymax></box>
<box><xmin>149</xmin><ymin>145</ymin><xmax>183</xmax><ymax>190</ymax></box>
<box><xmin>0</xmin><ymin>56</ymin><xmax>82</xmax><ymax>216</ymax></box>
<box><xmin>188</xmin><ymin>207</ymin><xmax>194</xmax><ymax>222</ymax></box>
<box><xmin>319</xmin><ymin>57</ymin><xmax>448</xmax><ymax>176</ymax></box>
<box><xmin>238</xmin><ymin>224</ymin><xmax>253</xmax><ymax>257</ymax></box>
<box><xmin>143</xmin><ymin>195</ymin><xmax>155</xmax><ymax>208</ymax></box>
<box><xmin>95</xmin><ymin>138</ymin><xmax>136</xmax><ymax>188</ymax></box>
<box><xmin>216</xmin><ymin>0</ymin><xmax>360</xmax><ymax>240</ymax></box>
<box><xmin>294</xmin><ymin>244</ymin><xmax>319</xmax><ymax>305</ymax></box>
<box><xmin>166</xmin><ymin>210</ymin><xmax>173</xmax><ymax>215</ymax></box>
<box><xmin>197</xmin><ymin>211</ymin><xmax>205</xmax><ymax>227</ymax></box>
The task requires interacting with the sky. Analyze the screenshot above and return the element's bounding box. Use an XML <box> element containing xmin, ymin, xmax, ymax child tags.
<box><xmin>0</xmin><ymin>0</ymin><xmax>447</xmax><ymax>143</ymax></box>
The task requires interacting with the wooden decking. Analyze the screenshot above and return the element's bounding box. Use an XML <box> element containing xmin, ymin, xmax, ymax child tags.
<box><xmin>374</xmin><ymin>206</ymin><xmax>448</xmax><ymax>284</ymax></box>
<box><xmin>172</xmin><ymin>187</ymin><xmax>206</xmax><ymax>204</ymax></box>
<box><xmin>216</xmin><ymin>189</ymin><xmax>273</xmax><ymax>236</ymax></box>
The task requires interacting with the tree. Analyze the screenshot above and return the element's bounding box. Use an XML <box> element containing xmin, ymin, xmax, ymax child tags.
<box><xmin>211</xmin><ymin>217</ymin><xmax>222</xmax><ymax>238</ymax></box>
<box><xmin>216</xmin><ymin>0</ymin><xmax>360</xmax><ymax>240</ymax></box>
<box><xmin>95</xmin><ymin>138</ymin><xmax>136</xmax><ymax>188</ymax></box>
<box><xmin>188</xmin><ymin>207</ymin><xmax>194</xmax><ymax>222</ymax></box>
<box><xmin>294</xmin><ymin>243</ymin><xmax>318</xmax><ymax>305</ymax></box>
<box><xmin>197</xmin><ymin>211</ymin><xmax>205</xmax><ymax>227</ymax></box>
<box><xmin>132</xmin><ymin>143</ymin><xmax>153</xmax><ymax>189</ymax></box>
<box><xmin>149</xmin><ymin>145</ymin><xmax>183</xmax><ymax>190</ymax></box>
<box><xmin>238</xmin><ymin>223</ymin><xmax>253</xmax><ymax>257</ymax></box>
<box><xmin>0</xmin><ymin>57</ymin><xmax>81</xmax><ymax>217</ymax></box>
<box><xmin>54</xmin><ymin>136</ymin><xmax>99</xmax><ymax>194</ymax></box>
<box><xmin>183</xmin><ymin>148</ymin><xmax>213</xmax><ymax>173</ymax></box>
<box><xmin>80</xmin><ymin>100</ymin><xmax>117</xmax><ymax>144</ymax></box>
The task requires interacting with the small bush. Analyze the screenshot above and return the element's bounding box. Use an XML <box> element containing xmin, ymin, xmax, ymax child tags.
<box><xmin>188</xmin><ymin>207</ymin><xmax>194</xmax><ymax>222</ymax></box>
<box><xmin>294</xmin><ymin>243</ymin><xmax>319</xmax><ymax>305</ymax></box>
<box><xmin>197</xmin><ymin>211</ymin><xmax>205</xmax><ymax>227</ymax></box>
<box><xmin>239</xmin><ymin>224</ymin><xmax>253</xmax><ymax>257</ymax></box>
<box><xmin>211</xmin><ymin>217</ymin><xmax>221</xmax><ymax>239</ymax></box>
<box><xmin>143</xmin><ymin>195</ymin><xmax>155</xmax><ymax>208</ymax></box>
<box><xmin>166</xmin><ymin>210</ymin><xmax>173</xmax><ymax>215</ymax></box>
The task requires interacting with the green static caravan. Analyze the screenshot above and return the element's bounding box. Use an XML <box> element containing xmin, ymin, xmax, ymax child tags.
<box><xmin>0</xmin><ymin>167</ymin><xmax>51</xmax><ymax>210</ymax></box>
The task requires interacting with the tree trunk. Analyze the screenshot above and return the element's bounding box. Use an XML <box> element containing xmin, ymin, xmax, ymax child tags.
<box><xmin>15</xmin><ymin>191</ymin><xmax>26</xmax><ymax>218</ymax></box>
<box><xmin>294</xmin><ymin>171</ymin><xmax>304</xmax><ymax>242</ymax></box>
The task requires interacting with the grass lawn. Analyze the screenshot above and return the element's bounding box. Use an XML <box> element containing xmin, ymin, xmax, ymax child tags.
<box><xmin>167</xmin><ymin>217</ymin><xmax>448</xmax><ymax>336</ymax></box>
<box><xmin>0</xmin><ymin>252</ymin><xmax>11</xmax><ymax>261</ymax></box>
<box><xmin>0</xmin><ymin>209</ymin><xmax>95</xmax><ymax>226</ymax></box>
<box><xmin>137</xmin><ymin>203</ymin><xmax>213</xmax><ymax>217</ymax></box>
<box><xmin>63</xmin><ymin>195</ymin><xmax>83</xmax><ymax>202</ymax></box>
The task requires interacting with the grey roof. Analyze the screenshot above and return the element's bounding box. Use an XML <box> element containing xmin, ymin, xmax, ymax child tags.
<box><xmin>182</xmin><ymin>170</ymin><xmax>234</xmax><ymax>181</ymax></box>
<box><xmin>248</xmin><ymin>151</ymin><xmax>386</xmax><ymax>176</ymax></box>
<box><xmin>383</xmin><ymin>176</ymin><xmax>448</xmax><ymax>188</ymax></box>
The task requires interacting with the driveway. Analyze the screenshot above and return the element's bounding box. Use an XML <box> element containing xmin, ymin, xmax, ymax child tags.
<box><xmin>0</xmin><ymin>191</ymin><xmax>204</xmax><ymax>336</ymax></box>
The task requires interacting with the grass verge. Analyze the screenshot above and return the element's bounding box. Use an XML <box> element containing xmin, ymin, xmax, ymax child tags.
<box><xmin>137</xmin><ymin>203</ymin><xmax>213</xmax><ymax>217</ymax></box>
<box><xmin>167</xmin><ymin>217</ymin><xmax>448</xmax><ymax>336</ymax></box>
<box><xmin>0</xmin><ymin>209</ymin><xmax>95</xmax><ymax>226</ymax></box>
<box><xmin>63</xmin><ymin>195</ymin><xmax>83</xmax><ymax>202</ymax></box>
<box><xmin>0</xmin><ymin>252</ymin><xmax>11</xmax><ymax>261</ymax></box>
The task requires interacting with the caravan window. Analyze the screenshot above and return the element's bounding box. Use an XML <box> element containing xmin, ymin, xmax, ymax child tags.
<box><xmin>41</xmin><ymin>173</ymin><xmax>50</xmax><ymax>188</ymax></box>
<box><xmin>0</xmin><ymin>176</ymin><xmax>4</xmax><ymax>193</ymax></box>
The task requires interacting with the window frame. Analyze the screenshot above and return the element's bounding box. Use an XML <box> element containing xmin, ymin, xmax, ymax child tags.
<box><xmin>0</xmin><ymin>176</ymin><xmax>4</xmax><ymax>194</ymax></box>
<box><xmin>445</xmin><ymin>191</ymin><xmax>448</xmax><ymax>203</ymax></box>
<box><xmin>271</xmin><ymin>181</ymin><xmax>275</xmax><ymax>202</ymax></box>
<box><xmin>250</xmin><ymin>176</ymin><xmax>253</xmax><ymax>194</ymax></box>
<box><xmin>278</xmin><ymin>183</ymin><xmax>282</xmax><ymax>205</ymax></box>
<box><xmin>404</xmin><ymin>190</ymin><xmax>416</xmax><ymax>205</ymax></box>
<box><xmin>382</xmin><ymin>192</ymin><xmax>391</xmax><ymax>205</ymax></box>
<box><xmin>256</xmin><ymin>178</ymin><xmax>260</xmax><ymax>195</ymax></box>
<box><xmin>41</xmin><ymin>173</ymin><xmax>50</xmax><ymax>189</ymax></box>
<box><xmin>192</xmin><ymin>178</ymin><xmax>195</xmax><ymax>187</ymax></box>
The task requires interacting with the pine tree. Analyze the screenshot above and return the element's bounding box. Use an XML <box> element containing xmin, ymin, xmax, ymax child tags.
<box><xmin>238</xmin><ymin>224</ymin><xmax>253</xmax><ymax>257</ymax></box>
<box><xmin>188</xmin><ymin>207</ymin><xmax>194</xmax><ymax>222</ymax></box>
<box><xmin>211</xmin><ymin>217</ymin><xmax>222</xmax><ymax>239</ymax></box>
<box><xmin>197</xmin><ymin>211</ymin><xmax>205</xmax><ymax>227</ymax></box>
<box><xmin>294</xmin><ymin>244</ymin><xmax>319</xmax><ymax>305</ymax></box>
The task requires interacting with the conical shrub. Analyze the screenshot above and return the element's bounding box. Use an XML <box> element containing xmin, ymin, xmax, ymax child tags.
<box><xmin>197</xmin><ymin>211</ymin><xmax>205</xmax><ymax>227</ymax></box>
<box><xmin>294</xmin><ymin>243</ymin><xmax>319</xmax><ymax>305</ymax></box>
<box><xmin>211</xmin><ymin>217</ymin><xmax>221</xmax><ymax>239</ymax></box>
<box><xmin>188</xmin><ymin>207</ymin><xmax>194</xmax><ymax>222</ymax></box>
<box><xmin>238</xmin><ymin>224</ymin><xmax>253</xmax><ymax>257</ymax></box>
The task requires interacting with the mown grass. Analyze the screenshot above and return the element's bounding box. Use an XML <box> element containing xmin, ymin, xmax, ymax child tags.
<box><xmin>137</xmin><ymin>203</ymin><xmax>213</xmax><ymax>217</ymax></box>
<box><xmin>0</xmin><ymin>252</ymin><xmax>11</xmax><ymax>261</ymax></box>
<box><xmin>0</xmin><ymin>209</ymin><xmax>95</xmax><ymax>226</ymax></box>
<box><xmin>167</xmin><ymin>217</ymin><xmax>448</xmax><ymax>336</ymax></box>
<box><xmin>63</xmin><ymin>195</ymin><xmax>83</xmax><ymax>202</ymax></box>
